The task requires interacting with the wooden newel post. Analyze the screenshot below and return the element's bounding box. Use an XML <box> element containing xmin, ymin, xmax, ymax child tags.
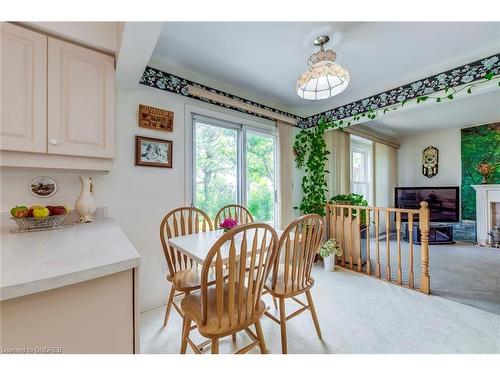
<box><xmin>419</xmin><ymin>201</ymin><xmax>430</xmax><ymax>294</ymax></box>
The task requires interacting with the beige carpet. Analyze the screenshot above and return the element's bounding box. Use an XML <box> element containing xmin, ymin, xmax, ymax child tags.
<box><xmin>363</xmin><ymin>238</ymin><xmax>500</xmax><ymax>315</ymax></box>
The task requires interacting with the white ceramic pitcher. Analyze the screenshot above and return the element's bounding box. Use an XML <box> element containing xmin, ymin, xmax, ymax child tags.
<box><xmin>75</xmin><ymin>176</ymin><xmax>96</xmax><ymax>223</ymax></box>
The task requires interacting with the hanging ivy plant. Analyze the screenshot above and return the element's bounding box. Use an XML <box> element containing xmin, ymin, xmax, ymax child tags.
<box><xmin>294</xmin><ymin>118</ymin><xmax>331</xmax><ymax>216</ymax></box>
<box><xmin>294</xmin><ymin>72</ymin><xmax>499</xmax><ymax>217</ymax></box>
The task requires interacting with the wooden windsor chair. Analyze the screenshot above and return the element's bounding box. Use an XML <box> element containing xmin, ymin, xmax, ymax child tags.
<box><xmin>215</xmin><ymin>204</ymin><xmax>279</xmax><ymax>310</ymax></box>
<box><xmin>159</xmin><ymin>207</ymin><xmax>213</xmax><ymax>328</ymax></box>
<box><xmin>214</xmin><ymin>204</ymin><xmax>254</xmax><ymax>228</ymax></box>
<box><xmin>180</xmin><ymin>222</ymin><xmax>279</xmax><ymax>354</ymax></box>
<box><xmin>264</xmin><ymin>214</ymin><xmax>324</xmax><ymax>354</ymax></box>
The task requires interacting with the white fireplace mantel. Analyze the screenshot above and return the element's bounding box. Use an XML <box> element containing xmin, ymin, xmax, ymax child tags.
<box><xmin>472</xmin><ymin>184</ymin><xmax>500</xmax><ymax>245</ymax></box>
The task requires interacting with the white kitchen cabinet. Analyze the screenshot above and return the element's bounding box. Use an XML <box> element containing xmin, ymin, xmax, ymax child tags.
<box><xmin>0</xmin><ymin>23</ymin><xmax>115</xmax><ymax>170</ymax></box>
<box><xmin>47</xmin><ymin>37</ymin><xmax>115</xmax><ymax>158</ymax></box>
<box><xmin>0</xmin><ymin>23</ymin><xmax>47</xmax><ymax>153</ymax></box>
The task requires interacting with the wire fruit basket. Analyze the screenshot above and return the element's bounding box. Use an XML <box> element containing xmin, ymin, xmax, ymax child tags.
<box><xmin>11</xmin><ymin>215</ymin><xmax>67</xmax><ymax>232</ymax></box>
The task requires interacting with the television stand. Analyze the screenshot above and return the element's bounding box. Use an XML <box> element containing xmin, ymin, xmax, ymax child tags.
<box><xmin>403</xmin><ymin>223</ymin><xmax>455</xmax><ymax>245</ymax></box>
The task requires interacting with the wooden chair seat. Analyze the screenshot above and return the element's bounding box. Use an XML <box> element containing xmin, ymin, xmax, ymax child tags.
<box><xmin>181</xmin><ymin>284</ymin><xmax>266</xmax><ymax>338</ymax></box>
<box><xmin>167</xmin><ymin>268</ymin><xmax>211</xmax><ymax>292</ymax></box>
<box><xmin>265</xmin><ymin>276</ymin><xmax>314</xmax><ymax>298</ymax></box>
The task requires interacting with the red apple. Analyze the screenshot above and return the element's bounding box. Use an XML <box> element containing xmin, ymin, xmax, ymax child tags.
<box><xmin>50</xmin><ymin>206</ymin><xmax>67</xmax><ymax>215</ymax></box>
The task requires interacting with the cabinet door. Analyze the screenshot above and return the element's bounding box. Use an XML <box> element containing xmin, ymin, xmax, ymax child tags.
<box><xmin>1</xmin><ymin>23</ymin><xmax>47</xmax><ymax>153</ymax></box>
<box><xmin>47</xmin><ymin>38</ymin><xmax>115</xmax><ymax>158</ymax></box>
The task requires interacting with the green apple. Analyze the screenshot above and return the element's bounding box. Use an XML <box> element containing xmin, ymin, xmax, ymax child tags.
<box><xmin>10</xmin><ymin>206</ymin><xmax>28</xmax><ymax>218</ymax></box>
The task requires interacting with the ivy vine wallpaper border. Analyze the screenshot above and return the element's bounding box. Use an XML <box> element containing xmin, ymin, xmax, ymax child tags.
<box><xmin>140</xmin><ymin>66</ymin><xmax>301</xmax><ymax>123</ymax></box>
<box><xmin>297</xmin><ymin>53</ymin><xmax>500</xmax><ymax>129</ymax></box>
<box><xmin>140</xmin><ymin>53</ymin><xmax>499</xmax><ymax>129</ymax></box>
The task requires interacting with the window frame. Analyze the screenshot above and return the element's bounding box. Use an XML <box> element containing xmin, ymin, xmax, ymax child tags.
<box><xmin>191</xmin><ymin>112</ymin><xmax>278</xmax><ymax>226</ymax></box>
<box><xmin>350</xmin><ymin>138</ymin><xmax>372</xmax><ymax>204</ymax></box>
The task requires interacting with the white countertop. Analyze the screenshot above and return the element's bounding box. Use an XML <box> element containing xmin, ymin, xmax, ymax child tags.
<box><xmin>0</xmin><ymin>218</ymin><xmax>141</xmax><ymax>301</ymax></box>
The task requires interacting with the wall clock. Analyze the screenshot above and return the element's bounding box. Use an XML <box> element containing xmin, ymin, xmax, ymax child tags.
<box><xmin>422</xmin><ymin>146</ymin><xmax>439</xmax><ymax>178</ymax></box>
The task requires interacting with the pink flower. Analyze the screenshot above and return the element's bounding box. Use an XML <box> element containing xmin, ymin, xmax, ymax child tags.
<box><xmin>220</xmin><ymin>218</ymin><xmax>238</xmax><ymax>230</ymax></box>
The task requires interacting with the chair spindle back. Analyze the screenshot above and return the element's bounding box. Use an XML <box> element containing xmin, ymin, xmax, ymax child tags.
<box><xmin>200</xmin><ymin>223</ymin><xmax>278</xmax><ymax>329</ymax></box>
<box><xmin>214</xmin><ymin>205</ymin><xmax>254</xmax><ymax>228</ymax></box>
<box><xmin>271</xmin><ymin>214</ymin><xmax>324</xmax><ymax>294</ymax></box>
<box><xmin>160</xmin><ymin>207</ymin><xmax>213</xmax><ymax>277</ymax></box>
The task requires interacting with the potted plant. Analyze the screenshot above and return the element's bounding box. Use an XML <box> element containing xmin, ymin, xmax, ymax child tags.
<box><xmin>319</xmin><ymin>239</ymin><xmax>343</xmax><ymax>271</ymax></box>
<box><xmin>330</xmin><ymin>193</ymin><xmax>368</xmax><ymax>223</ymax></box>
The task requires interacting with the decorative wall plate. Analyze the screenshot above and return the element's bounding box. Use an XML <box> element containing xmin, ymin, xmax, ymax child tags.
<box><xmin>30</xmin><ymin>176</ymin><xmax>57</xmax><ymax>198</ymax></box>
<box><xmin>422</xmin><ymin>146</ymin><xmax>439</xmax><ymax>178</ymax></box>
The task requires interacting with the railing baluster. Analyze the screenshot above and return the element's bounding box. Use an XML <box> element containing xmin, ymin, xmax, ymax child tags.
<box><xmin>375</xmin><ymin>209</ymin><xmax>381</xmax><ymax>278</ymax></box>
<box><xmin>348</xmin><ymin>207</ymin><xmax>353</xmax><ymax>269</ymax></box>
<box><xmin>365</xmin><ymin>208</ymin><xmax>371</xmax><ymax>275</ymax></box>
<box><xmin>356</xmin><ymin>208</ymin><xmax>362</xmax><ymax>272</ymax></box>
<box><xmin>396</xmin><ymin>212</ymin><xmax>402</xmax><ymax>285</ymax></box>
<box><xmin>330</xmin><ymin>206</ymin><xmax>336</xmax><ymax>265</ymax></box>
<box><xmin>385</xmin><ymin>211</ymin><xmax>391</xmax><ymax>282</ymax></box>
<box><xmin>340</xmin><ymin>208</ymin><xmax>346</xmax><ymax>267</ymax></box>
<box><xmin>408</xmin><ymin>213</ymin><xmax>415</xmax><ymax>289</ymax></box>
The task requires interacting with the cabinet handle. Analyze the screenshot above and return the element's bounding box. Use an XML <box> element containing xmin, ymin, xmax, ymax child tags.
<box><xmin>49</xmin><ymin>139</ymin><xmax>59</xmax><ymax>145</ymax></box>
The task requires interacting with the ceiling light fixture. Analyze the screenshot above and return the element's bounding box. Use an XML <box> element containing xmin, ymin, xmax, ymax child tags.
<box><xmin>297</xmin><ymin>35</ymin><xmax>350</xmax><ymax>100</ymax></box>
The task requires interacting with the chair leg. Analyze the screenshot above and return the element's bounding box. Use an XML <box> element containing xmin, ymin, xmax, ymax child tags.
<box><xmin>232</xmin><ymin>333</ymin><xmax>237</xmax><ymax>342</ymax></box>
<box><xmin>278</xmin><ymin>298</ymin><xmax>288</xmax><ymax>354</ymax></box>
<box><xmin>211</xmin><ymin>338</ymin><xmax>219</xmax><ymax>354</ymax></box>
<box><xmin>163</xmin><ymin>286</ymin><xmax>176</xmax><ymax>327</ymax></box>
<box><xmin>272</xmin><ymin>297</ymin><xmax>278</xmax><ymax>310</ymax></box>
<box><xmin>254</xmin><ymin>320</ymin><xmax>268</xmax><ymax>354</ymax></box>
<box><xmin>180</xmin><ymin>317</ymin><xmax>191</xmax><ymax>354</ymax></box>
<box><xmin>305</xmin><ymin>290</ymin><xmax>322</xmax><ymax>340</ymax></box>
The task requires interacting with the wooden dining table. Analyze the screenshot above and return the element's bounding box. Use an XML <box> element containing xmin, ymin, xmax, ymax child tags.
<box><xmin>168</xmin><ymin>228</ymin><xmax>285</xmax><ymax>265</ymax></box>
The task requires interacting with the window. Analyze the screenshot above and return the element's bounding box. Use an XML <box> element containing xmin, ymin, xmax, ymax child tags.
<box><xmin>192</xmin><ymin>115</ymin><xmax>277</xmax><ymax>226</ymax></box>
<box><xmin>351</xmin><ymin>136</ymin><xmax>372</xmax><ymax>204</ymax></box>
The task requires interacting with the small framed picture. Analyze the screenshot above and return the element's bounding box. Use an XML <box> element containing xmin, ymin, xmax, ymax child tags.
<box><xmin>138</xmin><ymin>104</ymin><xmax>174</xmax><ymax>132</ymax></box>
<box><xmin>30</xmin><ymin>176</ymin><xmax>57</xmax><ymax>198</ymax></box>
<box><xmin>135</xmin><ymin>136</ymin><xmax>173</xmax><ymax>168</ymax></box>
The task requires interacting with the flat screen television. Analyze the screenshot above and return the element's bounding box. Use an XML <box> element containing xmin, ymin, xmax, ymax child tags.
<box><xmin>394</xmin><ymin>186</ymin><xmax>460</xmax><ymax>223</ymax></box>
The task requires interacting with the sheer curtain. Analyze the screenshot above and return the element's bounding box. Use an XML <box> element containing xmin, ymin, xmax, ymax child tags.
<box><xmin>325</xmin><ymin>128</ymin><xmax>398</xmax><ymax>207</ymax></box>
<box><xmin>373</xmin><ymin>142</ymin><xmax>398</xmax><ymax>208</ymax></box>
<box><xmin>277</xmin><ymin>120</ymin><xmax>294</xmax><ymax>229</ymax></box>
<box><xmin>325</xmin><ymin>129</ymin><xmax>351</xmax><ymax>200</ymax></box>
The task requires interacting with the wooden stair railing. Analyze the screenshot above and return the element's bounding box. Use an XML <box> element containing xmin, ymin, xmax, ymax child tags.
<box><xmin>325</xmin><ymin>201</ymin><xmax>430</xmax><ymax>294</ymax></box>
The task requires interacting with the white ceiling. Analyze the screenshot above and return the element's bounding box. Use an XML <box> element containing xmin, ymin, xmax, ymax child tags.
<box><xmin>152</xmin><ymin>22</ymin><xmax>500</xmax><ymax>118</ymax></box>
<box><xmin>354</xmin><ymin>89</ymin><xmax>500</xmax><ymax>138</ymax></box>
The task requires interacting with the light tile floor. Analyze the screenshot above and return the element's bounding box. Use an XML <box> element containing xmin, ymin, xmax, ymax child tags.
<box><xmin>140</xmin><ymin>265</ymin><xmax>500</xmax><ymax>354</ymax></box>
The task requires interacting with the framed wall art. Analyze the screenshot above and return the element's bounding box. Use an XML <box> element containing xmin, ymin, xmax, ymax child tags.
<box><xmin>138</xmin><ymin>104</ymin><xmax>174</xmax><ymax>132</ymax></box>
<box><xmin>135</xmin><ymin>136</ymin><xmax>173</xmax><ymax>168</ymax></box>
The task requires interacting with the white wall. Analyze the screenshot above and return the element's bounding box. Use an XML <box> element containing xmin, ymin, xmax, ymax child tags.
<box><xmin>0</xmin><ymin>85</ymin><xmax>278</xmax><ymax>311</ymax></box>
<box><xmin>397</xmin><ymin>128</ymin><xmax>461</xmax><ymax>187</ymax></box>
